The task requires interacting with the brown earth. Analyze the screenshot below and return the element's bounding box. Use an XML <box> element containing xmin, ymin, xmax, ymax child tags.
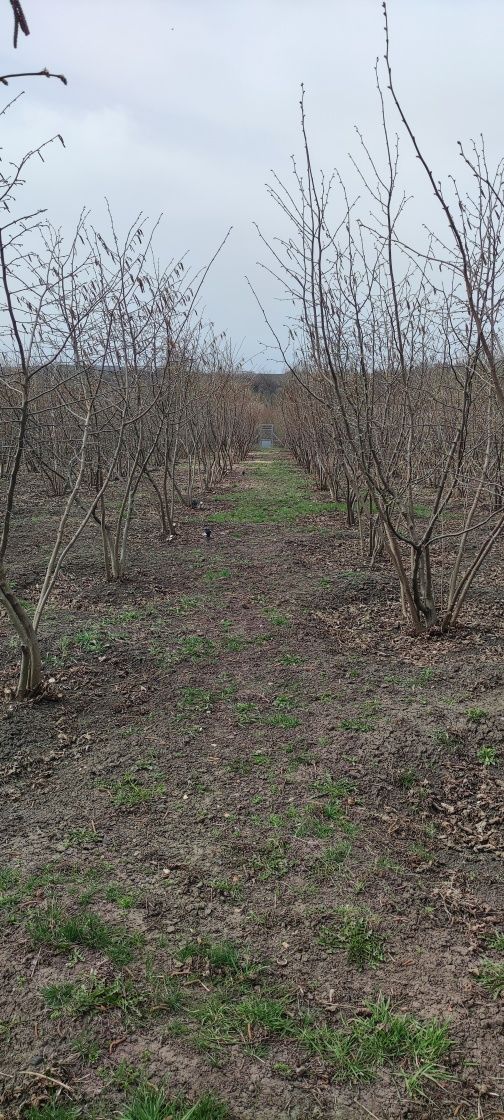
<box><xmin>0</xmin><ymin>453</ymin><xmax>503</xmax><ymax>1120</ymax></box>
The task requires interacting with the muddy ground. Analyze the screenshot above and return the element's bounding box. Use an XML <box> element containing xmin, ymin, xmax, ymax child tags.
<box><xmin>0</xmin><ymin>453</ymin><xmax>503</xmax><ymax>1120</ymax></box>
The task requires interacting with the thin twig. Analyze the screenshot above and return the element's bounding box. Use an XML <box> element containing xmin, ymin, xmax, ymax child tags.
<box><xmin>19</xmin><ymin>1071</ymin><xmax>74</xmax><ymax>1093</ymax></box>
<box><xmin>353</xmin><ymin>1104</ymin><xmax>384</xmax><ymax>1120</ymax></box>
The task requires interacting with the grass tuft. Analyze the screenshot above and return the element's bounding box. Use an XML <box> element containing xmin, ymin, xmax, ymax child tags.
<box><xmin>28</xmin><ymin>904</ymin><xmax>142</xmax><ymax>965</ymax></box>
<box><xmin>318</xmin><ymin>909</ymin><xmax>385</xmax><ymax>969</ymax></box>
<box><xmin>109</xmin><ymin>771</ymin><xmax>166</xmax><ymax>808</ymax></box>
<box><xmin>120</xmin><ymin>1088</ymin><xmax>229</xmax><ymax>1120</ymax></box>
<box><xmin>314</xmin><ymin>842</ymin><xmax>352</xmax><ymax>879</ymax></box>
<box><xmin>24</xmin><ymin>1102</ymin><xmax>81</xmax><ymax>1120</ymax></box>
<box><xmin>477</xmin><ymin>960</ymin><xmax>504</xmax><ymax>998</ymax></box>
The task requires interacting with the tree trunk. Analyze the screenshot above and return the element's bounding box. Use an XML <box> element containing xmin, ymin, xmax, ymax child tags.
<box><xmin>0</xmin><ymin>561</ymin><xmax>42</xmax><ymax>697</ymax></box>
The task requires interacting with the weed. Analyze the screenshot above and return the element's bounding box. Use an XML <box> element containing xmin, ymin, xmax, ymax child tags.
<box><xmin>310</xmin><ymin>778</ymin><xmax>356</xmax><ymax>835</ymax></box>
<box><xmin>252</xmin><ymin>838</ymin><xmax>290</xmax><ymax>880</ymax></box>
<box><xmin>415</xmin><ymin>667</ymin><xmax>435</xmax><ymax>687</ymax></box>
<box><xmin>279</xmin><ymin>653</ymin><xmax>302</xmax><ymax>665</ymax></box>
<box><xmin>72</xmin><ymin>1029</ymin><xmax>101</xmax><ymax>1064</ymax></box>
<box><xmin>297</xmin><ymin>995</ymin><xmax>451</xmax><ymax>1090</ymax></box>
<box><xmin>42</xmin><ymin>969</ymin><xmax>181</xmax><ymax>1021</ymax></box>
<box><xmin>410</xmin><ymin>843</ymin><xmax>432</xmax><ymax>862</ymax></box>
<box><xmin>119</xmin><ymin>1085</ymin><xmax>167</xmax><ymax>1120</ymax></box>
<box><xmin>193</xmin><ymin>992</ymin><xmax>295</xmax><ymax>1051</ymax></box>
<box><xmin>222</xmin><ymin>634</ymin><xmax>248</xmax><ymax>651</ymax></box>
<box><xmin>477</xmin><ymin>745</ymin><xmax>498</xmax><ymax>766</ymax></box>
<box><xmin>488</xmin><ymin>932</ymin><xmax>504</xmax><ymax>951</ymax></box>
<box><xmin>397</xmin><ymin>767</ymin><xmax>418</xmax><ymax>790</ymax></box>
<box><xmin>293</xmin><ymin>809</ymin><xmax>333</xmax><ymax>839</ymax></box>
<box><xmin>64</xmin><ymin>828</ymin><xmax>102</xmax><ymax>847</ymax></box>
<box><xmin>108</xmin><ymin>1059</ymin><xmax>146</xmax><ymax>1090</ymax></box>
<box><xmin>377</xmin><ymin>856</ymin><xmax>403</xmax><ymax>874</ymax></box>
<box><xmin>467</xmin><ymin>707</ymin><xmax>488</xmax><ymax>723</ymax></box>
<box><xmin>190</xmin><ymin>985</ymin><xmax>450</xmax><ymax>1095</ymax></box>
<box><xmin>43</xmin><ymin>975</ymin><xmax>139</xmax><ymax>1016</ymax></box>
<box><xmin>432</xmin><ymin>729</ymin><xmax>459</xmax><ymax>750</ymax></box>
<box><xmin>314</xmin><ymin>777</ymin><xmax>355</xmax><ymax>799</ymax></box>
<box><xmin>115</xmin><ymin>607</ymin><xmax>141</xmax><ymax>622</ymax></box>
<box><xmin>178</xmin><ymin>687</ymin><xmax>214</xmax><ymax>713</ymax></box>
<box><xmin>210</xmin><ymin>878</ymin><xmax>243</xmax><ymax>901</ymax></box>
<box><xmin>266</xmin><ymin>710</ymin><xmax>300</xmax><ymax>729</ymax></box>
<box><xmin>173</xmin><ymin>595</ymin><xmax>202</xmax><ymax>613</ymax></box>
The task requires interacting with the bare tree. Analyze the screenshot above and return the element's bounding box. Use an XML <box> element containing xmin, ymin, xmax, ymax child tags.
<box><xmin>264</xmin><ymin>80</ymin><xmax>504</xmax><ymax>634</ymax></box>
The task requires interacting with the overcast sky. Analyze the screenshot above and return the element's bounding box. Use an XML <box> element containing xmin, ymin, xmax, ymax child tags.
<box><xmin>1</xmin><ymin>0</ymin><xmax>503</xmax><ymax>370</ymax></box>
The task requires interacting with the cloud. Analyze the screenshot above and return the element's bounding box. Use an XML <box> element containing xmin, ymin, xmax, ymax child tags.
<box><xmin>1</xmin><ymin>0</ymin><xmax>503</xmax><ymax>368</ymax></box>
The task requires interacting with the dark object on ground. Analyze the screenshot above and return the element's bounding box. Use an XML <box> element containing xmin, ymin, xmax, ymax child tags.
<box><xmin>203</xmin><ymin>527</ymin><xmax>211</xmax><ymax>539</ymax></box>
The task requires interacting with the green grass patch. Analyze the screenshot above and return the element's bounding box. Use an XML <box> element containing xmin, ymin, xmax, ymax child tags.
<box><xmin>297</xmin><ymin>995</ymin><xmax>451</xmax><ymax>1091</ymax></box>
<box><xmin>28</xmin><ymin>904</ymin><xmax>142</xmax><ymax>965</ymax></box>
<box><xmin>467</xmin><ymin>706</ymin><xmax>488</xmax><ymax>723</ymax></box>
<box><xmin>177</xmin><ymin>937</ymin><xmax>256</xmax><ymax>980</ymax></box>
<box><xmin>64</xmin><ymin>828</ymin><xmax>102</xmax><ymax>848</ymax></box>
<box><xmin>318</xmin><ymin>909</ymin><xmax>385</xmax><ymax>969</ymax></box>
<box><xmin>105</xmin><ymin>883</ymin><xmax>141</xmax><ymax>910</ymax></box>
<box><xmin>108</xmin><ymin>770</ymin><xmax>166</xmax><ymax>809</ymax></box>
<box><xmin>210</xmin><ymin>878</ymin><xmax>243</xmax><ymax>901</ymax></box>
<box><xmin>178</xmin><ymin>686</ymin><xmax>215</xmax><ymax>714</ymax></box>
<box><xmin>74</xmin><ymin>624</ymin><xmax>108</xmax><ymax>654</ymax></box>
<box><xmin>72</xmin><ymin>1028</ymin><xmax>101</xmax><ymax>1064</ymax></box>
<box><xmin>172</xmin><ymin>594</ymin><xmax>203</xmax><ymax>613</ymax></box>
<box><xmin>263</xmin><ymin>607</ymin><xmax>290</xmax><ymax>626</ymax></box>
<box><xmin>208</xmin><ymin>458</ymin><xmax>343</xmax><ymax>525</ymax></box>
<box><xmin>105</xmin><ymin>761</ymin><xmax>166</xmax><ymax>815</ymax></box>
<box><xmin>43</xmin><ymin>975</ymin><xmax>138</xmax><ymax>1016</ymax></box>
<box><xmin>120</xmin><ymin>1087</ymin><xmax>230</xmax><ymax>1120</ymax></box>
<box><xmin>0</xmin><ymin>867</ymin><xmax>19</xmax><ymax>891</ymax></box>
<box><xmin>24</xmin><ymin>1102</ymin><xmax>81</xmax><ymax>1120</ymax></box>
<box><xmin>340</xmin><ymin>716</ymin><xmax>374</xmax><ymax>732</ymax></box>
<box><xmin>314</xmin><ymin>842</ymin><xmax>352</xmax><ymax>879</ymax></box>
<box><xmin>252</xmin><ymin>838</ymin><xmax>290</xmax><ymax>880</ymax></box>
<box><xmin>43</xmin><ymin>969</ymin><xmax>184</xmax><ymax>1019</ymax></box>
<box><xmin>178</xmin><ymin>635</ymin><xmax>217</xmax><ymax>659</ymax></box>
<box><xmin>477</xmin><ymin>960</ymin><xmax>504</xmax><ymax>997</ymax></box>
<box><xmin>203</xmin><ymin>568</ymin><xmax>231</xmax><ymax>584</ymax></box>
<box><xmin>189</xmin><ymin>985</ymin><xmax>450</xmax><ymax>1094</ymax></box>
<box><xmin>235</xmin><ymin>700</ymin><xmax>260</xmax><ymax>725</ymax></box>
<box><xmin>221</xmin><ymin>633</ymin><xmax>248</xmax><ymax>651</ymax></box>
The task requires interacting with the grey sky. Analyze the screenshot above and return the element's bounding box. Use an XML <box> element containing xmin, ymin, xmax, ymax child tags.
<box><xmin>1</xmin><ymin>0</ymin><xmax>503</xmax><ymax>369</ymax></box>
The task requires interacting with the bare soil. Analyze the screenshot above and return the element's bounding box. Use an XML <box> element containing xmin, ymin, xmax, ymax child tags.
<box><xmin>0</xmin><ymin>453</ymin><xmax>503</xmax><ymax>1120</ymax></box>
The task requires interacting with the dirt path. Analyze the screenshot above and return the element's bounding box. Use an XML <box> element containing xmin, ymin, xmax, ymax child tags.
<box><xmin>0</xmin><ymin>452</ymin><xmax>503</xmax><ymax>1120</ymax></box>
